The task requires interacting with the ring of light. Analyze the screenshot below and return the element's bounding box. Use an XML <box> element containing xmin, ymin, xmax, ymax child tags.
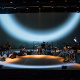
<box><xmin>0</xmin><ymin>61</ymin><xmax>77</xmax><ymax>69</ymax></box>
<box><xmin>0</xmin><ymin>13</ymin><xmax>79</xmax><ymax>42</ymax></box>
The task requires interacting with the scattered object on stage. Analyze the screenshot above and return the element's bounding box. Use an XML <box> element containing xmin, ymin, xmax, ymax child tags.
<box><xmin>10</xmin><ymin>55</ymin><xmax>16</xmax><ymax>59</ymax></box>
<box><xmin>9</xmin><ymin>52</ymin><xmax>17</xmax><ymax>59</ymax></box>
<box><xmin>3</xmin><ymin>54</ymin><xmax>7</xmax><ymax>58</ymax></box>
<box><xmin>27</xmin><ymin>51</ymin><xmax>32</xmax><ymax>55</ymax></box>
<box><xmin>18</xmin><ymin>52</ymin><xmax>24</xmax><ymax>56</ymax></box>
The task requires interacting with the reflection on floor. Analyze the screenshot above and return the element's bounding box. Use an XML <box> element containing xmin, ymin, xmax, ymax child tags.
<box><xmin>5</xmin><ymin>55</ymin><xmax>64</xmax><ymax>65</ymax></box>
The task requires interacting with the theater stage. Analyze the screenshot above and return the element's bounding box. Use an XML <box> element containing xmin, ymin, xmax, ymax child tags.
<box><xmin>0</xmin><ymin>54</ymin><xmax>80</xmax><ymax>70</ymax></box>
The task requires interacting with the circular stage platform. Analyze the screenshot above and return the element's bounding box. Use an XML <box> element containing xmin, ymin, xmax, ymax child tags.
<box><xmin>0</xmin><ymin>55</ymin><xmax>80</xmax><ymax>70</ymax></box>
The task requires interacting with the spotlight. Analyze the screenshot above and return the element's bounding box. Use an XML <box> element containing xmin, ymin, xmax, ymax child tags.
<box><xmin>74</xmin><ymin>39</ymin><xmax>77</xmax><ymax>42</ymax></box>
<box><xmin>74</xmin><ymin>37</ymin><xmax>77</xmax><ymax>42</ymax></box>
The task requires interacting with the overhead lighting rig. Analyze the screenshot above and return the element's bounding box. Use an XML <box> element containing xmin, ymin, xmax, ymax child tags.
<box><xmin>0</xmin><ymin>0</ymin><xmax>80</xmax><ymax>13</ymax></box>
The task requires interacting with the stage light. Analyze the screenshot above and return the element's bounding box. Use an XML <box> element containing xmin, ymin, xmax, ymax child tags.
<box><xmin>74</xmin><ymin>39</ymin><xmax>76</xmax><ymax>42</ymax></box>
<box><xmin>0</xmin><ymin>13</ymin><xmax>80</xmax><ymax>42</ymax></box>
<box><xmin>74</xmin><ymin>37</ymin><xmax>77</xmax><ymax>42</ymax></box>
